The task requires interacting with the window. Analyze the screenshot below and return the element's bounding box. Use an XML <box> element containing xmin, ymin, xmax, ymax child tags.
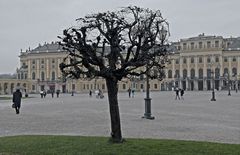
<box><xmin>176</xmin><ymin>59</ymin><xmax>179</xmax><ymax>64</ymax></box>
<box><xmin>24</xmin><ymin>73</ymin><xmax>27</xmax><ymax>79</ymax></box>
<box><xmin>183</xmin><ymin>58</ymin><xmax>187</xmax><ymax>64</ymax></box>
<box><xmin>190</xmin><ymin>69</ymin><xmax>195</xmax><ymax>79</ymax></box>
<box><xmin>207</xmin><ymin>41</ymin><xmax>211</xmax><ymax>48</ymax></box>
<box><xmin>102</xmin><ymin>84</ymin><xmax>105</xmax><ymax>90</ymax></box>
<box><xmin>191</xmin><ymin>42</ymin><xmax>194</xmax><ymax>50</ymax></box>
<box><xmin>41</xmin><ymin>59</ymin><xmax>44</xmax><ymax>64</ymax></box>
<box><xmin>168</xmin><ymin>70</ymin><xmax>172</xmax><ymax>78</ymax></box>
<box><xmin>122</xmin><ymin>84</ymin><xmax>126</xmax><ymax>89</ymax></box>
<box><xmin>154</xmin><ymin>84</ymin><xmax>158</xmax><ymax>89</ymax></box>
<box><xmin>207</xmin><ymin>69</ymin><xmax>211</xmax><ymax>78</ymax></box>
<box><xmin>191</xmin><ymin>57</ymin><xmax>194</xmax><ymax>63</ymax></box>
<box><xmin>41</xmin><ymin>72</ymin><xmax>45</xmax><ymax>81</ymax></box>
<box><xmin>183</xmin><ymin>43</ymin><xmax>187</xmax><ymax>50</ymax></box>
<box><xmin>199</xmin><ymin>69</ymin><xmax>203</xmax><ymax>79</ymax></box>
<box><xmin>207</xmin><ymin>57</ymin><xmax>211</xmax><ymax>63</ymax></box>
<box><xmin>199</xmin><ymin>42</ymin><xmax>203</xmax><ymax>49</ymax></box>
<box><xmin>233</xmin><ymin>57</ymin><xmax>236</xmax><ymax>62</ymax></box>
<box><xmin>224</xmin><ymin>57</ymin><xmax>228</xmax><ymax>62</ymax></box>
<box><xmin>215</xmin><ymin>56</ymin><xmax>219</xmax><ymax>62</ymax></box>
<box><xmin>232</xmin><ymin>68</ymin><xmax>237</xmax><ymax>75</ymax></box>
<box><xmin>215</xmin><ymin>40</ymin><xmax>219</xmax><ymax>48</ymax></box>
<box><xmin>32</xmin><ymin>72</ymin><xmax>35</xmax><ymax>80</ymax></box>
<box><xmin>175</xmin><ymin>70</ymin><xmax>180</xmax><ymax>78</ymax></box>
<box><xmin>199</xmin><ymin>57</ymin><xmax>203</xmax><ymax>63</ymax></box>
<box><xmin>32</xmin><ymin>85</ymin><xmax>35</xmax><ymax>90</ymax></box>
<box><xmin>32</xmin><ymin>60</ymin><xmax>35</xmax><ymax>64</ymax></box>
<box><xmin>183</xmin><ymin>69</ymin><xmax>187</xmax><ymax>79</ymax></box>
<box><xmin>52</xmin><ymin>59</ymin><xmax>55</xmax><ymax>63</ymax></box>
<box><xmin>215</xmin><ymin>68</ymin><xmax>220</xmax><ymax>79</ymax></box>
<box><xmin>51</xmin><ymin>72</ymin><xmax>55</xmax><ymax>81</ymax></box>
<box><xmin>32</xmin><ymin>65</ymin><xmax>35</xmax><ymax>69</ymax></box>
<box><xmin>41</xmin><ymin>65</ymin><xmax>44</xmax><ymax>69</ymax></box>
<box><xmin>224</xmin><ymin>68</ymin><xmax>228</xmax><ymax>75</ymax></box>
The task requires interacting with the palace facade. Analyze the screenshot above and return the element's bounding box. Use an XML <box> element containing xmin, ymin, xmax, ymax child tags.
<box><xmin>0</xmin><ymin>34</ymin><xmax>240</xmax><ymax>94</ymax></box>
<box><xmin>163</xmin><ymin>34</ymin><xmax>240</xmax><ymax>91</ymax></box>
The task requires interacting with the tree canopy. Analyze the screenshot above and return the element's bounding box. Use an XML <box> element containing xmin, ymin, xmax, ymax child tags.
<box><xmin>59</xmin><ymin>6</ymin><xmax>170</xmax><ymax>81</ymax></box>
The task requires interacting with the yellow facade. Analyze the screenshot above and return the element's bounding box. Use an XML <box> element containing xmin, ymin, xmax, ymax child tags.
<box><xmin>1</xmin><ymin>34</ymin><xmax>239</xmax><ymax>94</ymax></box>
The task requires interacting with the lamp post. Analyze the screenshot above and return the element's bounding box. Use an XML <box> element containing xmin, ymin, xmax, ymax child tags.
<box><xmin>142</xmin><ymin>66</ymin><xmax>154</xmax><ymax>120</ymax></box>
<box><xmin>210</xmin><ymin>70</ymin><xmax>216</xmax><ymax>101</ymax></box>
<box><xmin>208</xmin><ymin>57</ymin><xmax>216</xmax><ymax>101</ymax></box>
<box><xmin>225</xmin><ymin>73</ymin><xmax>231</xmax><ymax>96</ymax></box>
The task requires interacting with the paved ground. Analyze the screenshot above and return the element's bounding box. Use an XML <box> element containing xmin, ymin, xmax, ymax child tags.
<box><xmin>0</xmin><ymin>91</ymin><xmax>239</xmax><ymax>144</ymax></box>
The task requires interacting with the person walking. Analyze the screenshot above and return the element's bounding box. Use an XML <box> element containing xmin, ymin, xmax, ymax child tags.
<box><xmin>128</xmin><ymin>88</ymin><xmax>131</xmax><ymax>98</ymax></box>
<box><xmin>56</xmin><ymin>90</ymin><xmax>60</xmax><ymax>98</ymax></box>
<box><xmin>180</xmin><ymin>89</ymin><xmax>185</xmax><ymax>100</ymax></box>
<box><xmin>12</xmin><ymin>89</ymin><xmax>22</xmax><ymax>114</ymax></box>
<box><xmin>175</xmin><ymin>88</ymin><xmax>180</xmax><ymax>100</ymax></box>
<box><xmin>89</xmin><ymin>90</ymin><xmax>92</xmax><ymax>97</ymax></box>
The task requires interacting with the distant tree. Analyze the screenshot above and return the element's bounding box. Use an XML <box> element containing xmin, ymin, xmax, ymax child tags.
<box><xmin>59</xmin><ymin>6</ymin><xmax>170</xmax><ymax>143</ymax></box>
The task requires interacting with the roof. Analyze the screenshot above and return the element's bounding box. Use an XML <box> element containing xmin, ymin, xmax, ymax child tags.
<box><xmin>30</xmin><ymin>42</ymin><xmax>64</xmax><ymax>53</ymax></box>
<box><xmin>226</xmin><ymin>37</ymin><xmax>240</xmax><ymax>51</ymax></box>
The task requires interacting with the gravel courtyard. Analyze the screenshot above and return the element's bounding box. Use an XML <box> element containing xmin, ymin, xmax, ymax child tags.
<box><xmin>0</xmin><ymin>91</ymin><xmax>239</xmax><ymax>144</ymax></box>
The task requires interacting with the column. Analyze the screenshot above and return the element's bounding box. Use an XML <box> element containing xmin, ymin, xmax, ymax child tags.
<box><xmin>203</xmin><ymin>56</ymin><xmax>207</xmax><ymax>90</ymax></box>
<box><xmin>36</xmin><ymin>59</ymin><xmax>40</xmax><ymax>79</ymax></box>
<box><xmin>46</xmin><ymin>59</ymin><xmax>49</xmax><ymax>79</ymax></box>
<box><xmin>228</xmin><ymin>57</ymin><xmax>232</xmax><ymax>78</ymax></box>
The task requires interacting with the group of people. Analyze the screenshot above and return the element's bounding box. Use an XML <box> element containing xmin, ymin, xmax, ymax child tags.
<box><xmin>128</xmin><ymin>88</ymin><xmax>135</xmax><ymax>98</ymax></box>
<box><xmin>40</xmin><ymin>89</ymin><xmax>60</xmax><ymax>98</ymax></box>
<box><xmin>89</xmin><ymin>89</ymin><xmax>104</xmax><ymax>99</ymax></box>
<box><xmin>175</xmin><ymin>88</ymin><xmax>185</xmax><ymax>100</ymax></box>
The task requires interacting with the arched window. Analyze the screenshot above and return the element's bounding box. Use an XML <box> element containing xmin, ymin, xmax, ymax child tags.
<box><xmin>199</xmin><ymin>68</ymin><xmax>203</xmax><ymax>79</ymax></box>
<box><xmin>174</xmin><ymin>70</ymin><xmax>180</xmax><ymax>78</ymax></box>
<box><xmin>21</xmin><ymin>73</ymin><xmax>24</xmax><ymax>79</ymax></box>
<box><xmin>207</xmin><ymin>69</ymin><xmax>211</xmax><ymax>78</ymax></box>
<box><xmin>232</xmin><ymin>67</ymin><xmax>237</xmax><ymax>75</ymax></box>
<box><xmin>183</xmin><ymin>58</ymin><xmax>187</xmax><ymax>64</ymax></box>
<box><xmin>207</xmin><ymin>57</ymin><xmax>211</xmax><ymax>63</ymax></box>
<box><xmin>190</xmin><ymin>69</ymin><xmax>195</xmax><ymax>79</ymax></box>
<box><xmin>51</xmin><ymin>71</ymin><xmax>55</xmax><ymax>81</ymax></box>
<box><xmin>224</xmin><ymin>68</ymin><xmax>228</xmax><ymax>75</ymax></box>
<box><xmin>41</xmin><ymin>72</ymin><xmax>45</xmax><ymax>81</ymax></box>
<box><xmin>168</xmin><ymin>70</ymin><xmax>172</xmax><ymax>78</ymax></box>
<box><xmin>215</xmin><ymin>68</ymin><xmax>220</xmax><ymax>79</ymax></box>
<box><xmin>183</xmin><ymin>69</ymin><xmax>187</xmax><ymax>79</ymax></box>
<box><xmin>191</xmin><ymin>57</ymin><xmax>194</xmax><ymax>63</ymax></box>
<box><xmin>32</xmin><ymin>72</ymin><xmax>35</xmax><ymax>80</ymax></box>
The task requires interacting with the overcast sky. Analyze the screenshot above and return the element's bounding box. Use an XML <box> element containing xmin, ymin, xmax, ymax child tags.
<box><xmin>0</xmin><ymin>0</ymin><xmax>239</xmax><ymax>74</ymax></box>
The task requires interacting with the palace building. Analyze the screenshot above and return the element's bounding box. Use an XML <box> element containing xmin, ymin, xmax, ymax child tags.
<box><xmin>0</xmin><ymin>34</ymin><xmax>240</xmax><ymax>95</ymax></box>
<box><xmin>162</xmin><ymin>33</ymin><xmax>240</xmax><ymax>91</ymax></box>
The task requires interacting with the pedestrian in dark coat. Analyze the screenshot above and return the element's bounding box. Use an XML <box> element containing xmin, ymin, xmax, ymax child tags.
<box><xmin>12</xmin><ymin>89</ymin><xmax>22</xmax><ymax>114</ymax></box>
<box><xmin>180</xmin><ymin>89</ymin><xmax>185</xmax><ymax>100</ymax></box>
<box><xmin>175</xmin><ymin>88</ymin><xmax>180</xmax><ymax>100</ymax></box>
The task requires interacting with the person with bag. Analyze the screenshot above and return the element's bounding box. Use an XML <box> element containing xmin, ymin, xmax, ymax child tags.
<box><xmin>12</xmin><ymin>89</ymin><xmax>22</xmax><ymax>114</ymax></box>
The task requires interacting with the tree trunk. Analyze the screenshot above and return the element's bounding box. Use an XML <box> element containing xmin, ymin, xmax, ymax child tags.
<box><xmin>106</xmin><ymin>78</ymin><xmax>123</xmax><ymax>143</ymax></box>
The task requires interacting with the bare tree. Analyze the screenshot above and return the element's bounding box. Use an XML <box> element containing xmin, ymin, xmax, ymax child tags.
<box><xmin>58</xmin><ymin>6</ymin><xmax>170</xmax><ymax>143</ymax></box>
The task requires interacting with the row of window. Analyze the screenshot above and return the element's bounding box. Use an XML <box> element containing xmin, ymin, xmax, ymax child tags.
<box><xmin>32</xmin><ymin>71</ymin><xmax>56</xmax><ymax>81</ymax></box>
<box><xmin>171</xmin><ymin>56</ymin><xmax>238</xmax><ymax>64</ymax></box>
<box><xmin>31</xmin><ymin>59</ymin><xmax>56</xmax><ymax>65</ymax></box>
<box><xmin>182</xmin><ymin>40</ymin><xmax>220</xmax><ymax>50</ymax></box>
<box><xmin>167</xmin><ymin>67</ymin><xmax>238</xmax><ymax>79</ymax></box>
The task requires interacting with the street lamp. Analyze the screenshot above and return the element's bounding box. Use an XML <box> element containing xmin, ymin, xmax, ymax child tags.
<box><xmin>208</xmin><ymin>57</ymin><xmax>216</xmax><ymax>101</ymax></box>
<box><xmin>224</xmin><ymin>73</ymin><xmax>231</xmax><ymax>96</ymax></box>
<box><xmin>142</xmin><ymin>66</ymin><xmax>155</xmax><ymax>120</ymax></box>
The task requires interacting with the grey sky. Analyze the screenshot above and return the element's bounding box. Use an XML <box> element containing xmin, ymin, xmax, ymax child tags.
<box><xmin>0</xmin><ymin>0</ymin><xmax>239</xmax><ymax>74</ymax></box>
